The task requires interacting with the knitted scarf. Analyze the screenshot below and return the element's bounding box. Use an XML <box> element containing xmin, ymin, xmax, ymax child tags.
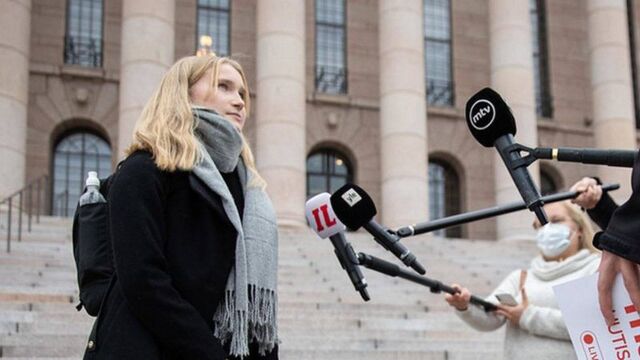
<box><xmin>192</xmin><ymin>107</ymin><xmax>279</xmax><ymax>357</ymax></box>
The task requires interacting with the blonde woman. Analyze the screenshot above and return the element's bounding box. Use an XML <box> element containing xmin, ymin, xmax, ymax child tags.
<box><xmin>444</xmin><ymin>201</ymin><xmax>599</xmax><ymax>359</ymax></box>
<box><xmin>84</xmin><ymin>55</ymin><xmax>278</xmax><ymax>360</ymax></box>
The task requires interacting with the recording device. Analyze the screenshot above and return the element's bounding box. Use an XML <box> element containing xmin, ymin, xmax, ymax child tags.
<box><xmin>305</xmin><ymin>193</ymin><xmax>370</xmax><ymax>301</ymax></box>
<box><xmin>465</xmin><ymin>87</ymin><xmax>548</xmax><ymax>225</ymax></box>
<box><xmin>329</xmin><ymin>183</ymin><xmax>426</xmax><ymax>275</ymax></box>
<box><xmin>495</xmin><ymin>293</ymin><xmax>518</xmax><ymax>306</ymax></box>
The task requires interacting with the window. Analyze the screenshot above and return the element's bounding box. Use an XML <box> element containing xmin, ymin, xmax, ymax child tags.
<box><xmin>540</xmin><ymin>170</ymin><xmax>557</xmax><ymax>196</ymax></box>
<box><xmin>306</xmin><ymin>150</ymin><xmax>352</xmax><ymax>199</ymax></box>
<box><xmin>429</xmin><ymin>160</ymin><xmax>462</xmax><ymax>237</ymax></box>
<box><xmin>424</xmin><ymin>0</ymin><xmax>454</xmax><ymax>106</ymax></box>
<box><xmin>52</xmin><ymin>132</ymin><xmax>112</xmax><ymax>217</ymax></box>
<box><xmin>197</xmin><ymin>0</ymin><xmax>230</xmax><ymax>56</ymax></box>
<box><xmin>530</xmin><ymin>0</ymin><xmax>553</xmax><ymax>117</ymax></box>
<box><xmin>628</xmin><ymin>0</ymin><xmax>640</xmax><ymax>128</ymax></box>
<box><xmin>315</xmin><ymin>0</ymin><xmax>347</xmax><ymax>94</ymax></box>
<box><xmin>64</xmin><ymin>0</ymin><xmax>103</xmax><ymax>67</ymax></box>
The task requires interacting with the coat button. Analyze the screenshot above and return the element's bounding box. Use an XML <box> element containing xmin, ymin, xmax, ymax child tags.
<box><xmin>87</xmin><ymin>340</ymin><xmax>95</xmax><ymax>350</ymax></box>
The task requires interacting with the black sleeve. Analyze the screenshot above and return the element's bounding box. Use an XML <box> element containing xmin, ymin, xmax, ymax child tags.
<box><xmin>587</xmin><ymin>191</ymin><xmax>618</xmax><ymax>230</ymax></box>
<box><xmin>109</xmin><ymin>153</ymin><xmax>226</xmax><ymax>359</ymax></box>
<box><xmin>597</xmin><ymin>152</ymin><xmax>640</xmax><ymax>263</ymax></box>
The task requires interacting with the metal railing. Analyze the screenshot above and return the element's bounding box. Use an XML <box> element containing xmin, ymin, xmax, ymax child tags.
<box><xmin>1</xmin><ymin>175</ymin><xmax>50</xmax><ymax>253</ymax></box>
<box><xmin>427</xmin><ymin>78</ymin><xmax>454</xmax><ymax>107</ymax></box>
<box><xmin>64</xmin><ymin>35</ymin><xmax>103</xmax><ymax>67</ymax></box>
<box><xmin>315</xmin><ymin>65</ymin><xmax>347</xmax><ymax>94</ymax></box>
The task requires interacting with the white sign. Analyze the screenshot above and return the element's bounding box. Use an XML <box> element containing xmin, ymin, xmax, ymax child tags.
<box><xmin>554</xmin><ymin>273</ymin><xmax>640</xmax><ymax>360</ymax></box>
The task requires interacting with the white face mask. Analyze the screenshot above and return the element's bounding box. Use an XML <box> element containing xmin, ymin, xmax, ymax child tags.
<box><xmin>535</xmin><ymin>223</ymin><xmax>572</xmax><ymax>258</ymax></box>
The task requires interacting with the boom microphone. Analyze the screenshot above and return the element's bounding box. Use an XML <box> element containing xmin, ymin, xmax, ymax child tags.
<box><xmin>531</xmin><ymin>147</ymin><xmax>637</xmax><ymax>168</ymax></box>
<box><xmin>305</xmin><ymin>193</ymin><xmax>370</xmax><ymax>301</ymax></box>
<box><xmin>465</xmin><ymin>87</ymin><xmax>548</xmax><ymax>225</ymax></box>
<box><xmin>329</xmin><ymin>183</ymin><xmax>426</xmax><ymax>275</ymax></box>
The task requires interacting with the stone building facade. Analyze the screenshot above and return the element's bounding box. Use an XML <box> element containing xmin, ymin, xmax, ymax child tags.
<box><xmin>1</xmin><ymin>0</ymin><xmax>639</xmax><ymax>241</ymax></box>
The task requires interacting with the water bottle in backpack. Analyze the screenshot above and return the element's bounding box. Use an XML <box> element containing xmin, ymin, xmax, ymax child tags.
<box><xmin>79</xmin><ymin>171</ymin><xmax>106</xmax><ymax>206</ymax></box>
<box><xmin>73</xmin><ymin>170</ymin><xmax>115</xmax><ymax>316</ymax></box>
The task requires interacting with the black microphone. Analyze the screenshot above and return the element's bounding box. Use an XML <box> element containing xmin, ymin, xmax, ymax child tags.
<box><xmin>329</xmin><ymin>183</ymin><xmax>427</xmax><ymax>275</ymax></box>
<box><xmin>532</xmin><ymin>147</ymin><xmax>637</xmax><ymax>168</ymax></box>
<box><xmin>465</xmin><ymin>87</ymin><xmax>548</xmax><ymax>225</ymax></box>
<box><xmin>305</xmin><ymin>193</ymin><xmax>370</xmax><ymax>301</ymax></box>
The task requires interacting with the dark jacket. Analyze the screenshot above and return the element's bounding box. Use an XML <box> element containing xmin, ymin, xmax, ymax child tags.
<box><xmin>84</xmin><ymin>151</ymin><xmax>277</xmax><ymax>360</ymax></box>
<box><xmin>591</xmin><ymin>152</ymin><xmax>640</xmax><ymax>264</ymax></box>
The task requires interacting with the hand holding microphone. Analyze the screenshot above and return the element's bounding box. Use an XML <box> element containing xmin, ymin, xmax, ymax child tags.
<box><xmin>570</xmin><ymin>177</ymin><xmax>603</xmax><ymax>210</ymax></box>
<box><xmin>305</xmin><ymin>193</ymin><xmax>370</xmax><ymax>301</ymax></box>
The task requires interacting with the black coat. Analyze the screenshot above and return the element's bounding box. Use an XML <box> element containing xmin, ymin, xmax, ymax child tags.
<box><xmin>590</xmin><ymin>153</ymin><xmax>640</xmax><ymax>264</ymax></box>
<box><xmin>84</xmin><ymin>151</ymin><xmax>278</xmax><ymax>360</ymax></box>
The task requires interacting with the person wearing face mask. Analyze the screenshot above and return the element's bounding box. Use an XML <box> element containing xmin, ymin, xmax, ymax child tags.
<box><xmin>83</xmin><ymin>54</ymin><xmax>279</xmax><ymax>360</ymax></box>
<box><xmin>443</xmin><ymin>201</ymin><xmax>599</xmax><ymax>360</ymax></box>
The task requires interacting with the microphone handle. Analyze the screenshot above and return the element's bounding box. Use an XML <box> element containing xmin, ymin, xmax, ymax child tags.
<box><xmin>534</xmin><ymin>147</ymin><xmax>637</xmax><ymax>168</ymax></box>
<box><xmin>495</xmin><ymin>135</ymin><xmax>547</xmax><ymax>224</ymax></box>
<box><xmin>357</xmin><ymin>253</ymin><xmax>496</xmax><ymax>312</ymax></box>
<box><xmin>363</xmin><ymin>220</ymin><xmax>427</xmax><ymax>275</ymax></box>
<box><xmin>329</xmin><ymin>233</ymin><xmax>370</xmax><ymax>301</ymax></box>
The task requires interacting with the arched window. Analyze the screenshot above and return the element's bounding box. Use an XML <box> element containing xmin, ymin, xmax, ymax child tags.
<box><xmin>306</xmin><ymin>149</ymin><xmax>353</xmax><ymax>199</ymax></box>
<box><xmin>429</xmin><ymin>160</ymin><xmax>462</xmax><ymax>237</ymax></box>
<box><xmin>540</xmin><ymin>169</ymin><xmax>557</xmax><ymax>196</ymax></box>
<box><xmin>52</xmin><ymin>131</ymin><xmax>112</xmax><ymax>216</ymax></box>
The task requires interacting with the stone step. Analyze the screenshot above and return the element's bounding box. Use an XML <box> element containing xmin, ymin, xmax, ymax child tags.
<box><xmin>0</xmin><ymin>344</ymin><xmax>84</xmax><ymax>357</ymax></box>
<box><xmin>279</xmin><ymin>349</ymin><xmax>500</xmax><ymax>360</ymax></box>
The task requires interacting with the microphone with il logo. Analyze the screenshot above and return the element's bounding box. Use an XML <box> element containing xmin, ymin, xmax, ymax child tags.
<box><xmin>305</xmin><ymin>193</ymin><xmax>370</xmax><ymax>301</ymax></box>
<box><xmin>465</xmin><ymin>87</ymin><xmax>548</xmax><ymax>225</ymax></box>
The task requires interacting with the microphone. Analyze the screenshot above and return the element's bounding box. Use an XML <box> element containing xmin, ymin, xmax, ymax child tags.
<box><xmin>305</xmin><ymin>193</ymin><xmax>370</xmax><ymax>301</ymax></box>
<box><xmin>329</xmin><ymin>183</ymin><xmax>427</xmax><ymax>275</ymax></box>
<box><xmin>465</xmin><ymin>87</ymin><xmax>548</xmax><ymax>225</ymax></box>
<box><xmin>531</xmin><ymin>147</ymin><xmax>637</xmax><ymax>168</ymax></box>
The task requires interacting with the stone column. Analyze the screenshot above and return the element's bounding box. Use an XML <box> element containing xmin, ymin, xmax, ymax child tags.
<box><xmin>0</xmin><ymin>0</ymin><xmax>31</xmax><ymax>197</ymax></box>
<box><xmin>490</xmin><ymin>0</ymin><xmax>540</xmax><ymax>241</ymax></box>
<box><xmin>378</xmin><ymin>0</ymin><xmax>429</xmax><ymax>228</ymax></box>
<box><xmin>587</xmin><ymin>0</ymin><xmax>636</xmax><ymax>202</ymax></box>
<box><xmin>255</xmin><ymin>0</ymin><xmax>306</xmax><ymax>227</ymax></box>
<box><xmin>118</xmin><ymin>0</ymin><xmax>175</xmax><ymax>157</ymax></box>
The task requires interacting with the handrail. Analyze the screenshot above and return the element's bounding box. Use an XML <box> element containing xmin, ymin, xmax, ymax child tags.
<box><xmin>0</xmin><ymin>175</ymin><xmax>49</xmax><ymax>253</ymax></box>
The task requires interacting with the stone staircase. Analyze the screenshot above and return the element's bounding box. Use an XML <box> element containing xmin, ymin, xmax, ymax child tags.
<box><xmin>0</xmin><ymin>211</ymin><xmax>538</xmax><ymax>359</ymax></box>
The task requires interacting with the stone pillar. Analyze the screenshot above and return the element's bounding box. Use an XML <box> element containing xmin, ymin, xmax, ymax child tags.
<box><xmin>0</xmin><ymin>0</ymin><xmax>31</xmax><ymax>197</ymax></box>
<box><xmin>587</xmin><ymin>0</ymin><xmax>636</xmax><ymax>202</ymax></box>
<box><xmin>490</xmin><ymin>0</ymin><xmax>540</xmax><ymax>241</ymax></box>
<box><xmin>118</xmin><ymin>0</ymin><xmax>175</xmax><ymax>157</ymax></box>
<box><xmin>255</xmin><ymin>0</ymin><xmax>306</xmax><ymax>227</ymax></box>
<box><xmin>378</xmin><ymin>0</ymin><xmax>429</xmax><ymax>228</ymax></box>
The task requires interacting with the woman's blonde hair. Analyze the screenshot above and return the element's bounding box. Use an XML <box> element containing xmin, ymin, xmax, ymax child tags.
<box><xmin>560</xmin><ymin>201</ymin><xmax>598</xmax><ymax>253</ymax></box>
<box><xmin>125</xmin><ymin>54</ymin><xmax>265</xmax><ymax>188</ymax></box>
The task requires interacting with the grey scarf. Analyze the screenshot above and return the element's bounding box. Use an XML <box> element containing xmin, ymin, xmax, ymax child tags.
<box><xmin>192</xmin><ymin>107</ymin><xmax>279</xmax><ymax>357</ymax></box>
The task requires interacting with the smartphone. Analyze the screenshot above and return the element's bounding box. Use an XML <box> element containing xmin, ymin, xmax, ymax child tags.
<box><xmin>495</xmin><ymin>293</ymin><xmax>518</xmax><ymax>306</ymax></box>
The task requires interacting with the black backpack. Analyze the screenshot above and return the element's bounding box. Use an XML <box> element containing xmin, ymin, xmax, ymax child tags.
<box><xmin>71</xmin><ymin>174</ymin><xmax>116</xmax><ymax>316</ymax></box>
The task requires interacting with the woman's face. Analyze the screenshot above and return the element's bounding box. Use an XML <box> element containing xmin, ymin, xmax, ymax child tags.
<box><xmin>190</xmin><ymin>63</ymin><xmax>247</xmax><ymax>130</ymax></box>
<box><xmin>532</xmin><ymin>202</ymin><xmax>583</xmax><ymax>260</ymax></box>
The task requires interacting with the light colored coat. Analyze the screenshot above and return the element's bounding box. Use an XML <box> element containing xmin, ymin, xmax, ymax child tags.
<box><xmin>456</xmin><ymin>249</ymin><xmax>600</xmax><ymax>360</ymax></box>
